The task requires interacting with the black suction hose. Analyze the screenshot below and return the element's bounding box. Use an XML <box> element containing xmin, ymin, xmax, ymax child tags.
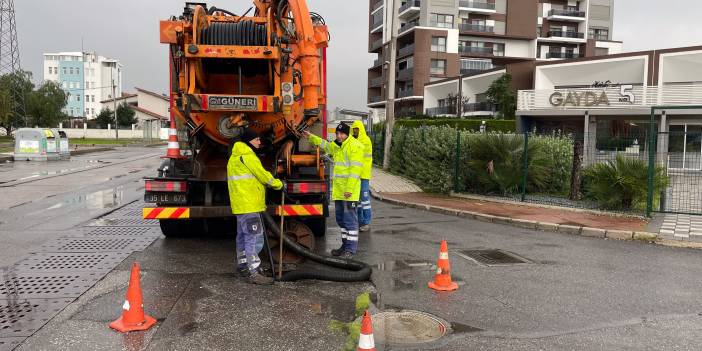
<box><xmin>262</xmin><ymin>212</ymin><xmax>372</xmax><ymax>282</ymax></box>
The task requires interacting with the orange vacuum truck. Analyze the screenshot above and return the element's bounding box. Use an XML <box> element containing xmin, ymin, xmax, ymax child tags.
<box><xmin>144</xmin><ymin>1</ymin><xmax>333</xmax><ymax>264</ymax></box>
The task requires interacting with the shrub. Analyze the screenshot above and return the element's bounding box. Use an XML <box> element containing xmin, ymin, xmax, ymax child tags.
<box><xmin>583</xmin><ymin>154</ymin><xmax>668</xmax><ymax>211</ymax></box>
<box><xmin>395</xmin><ymin>119</ymin><xmax>515</xmax><ymax>133</ymax></box>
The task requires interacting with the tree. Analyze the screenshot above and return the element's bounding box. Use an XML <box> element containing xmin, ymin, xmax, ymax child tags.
<box><xmin>95</xmin><ymin>108</ymin><xmax>114</xmax><ymax>129</ymax></box>
<box><xmin>0</xmin><ymin>88</ymin><xmax>12</xmax><ymax>136</ymax></box>
<box><xmin>0</xmin><ymin>70</ymin><xmax>33</xmax><ymax>134</ymax></box>
<box><xmin>26</xmin><ymin>81</ymin><xmax>67</xmax><ymax>127</ymax></box>
<box><xmin>486</xmin><ymin>73</ymin><xmax>517</xmax><ymax>120</ymax></box>
<box><xmin>116</xmin><ymin>103</ymin><xmax>137</xmax><ymax>127</ymax></box>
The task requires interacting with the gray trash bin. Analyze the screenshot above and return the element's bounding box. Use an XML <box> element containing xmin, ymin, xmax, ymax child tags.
<box><xmin>57</xmin><ymin>130</ymin><xmax>70</xmax><ymax>160</ymax></box>
<box><xmin>14</xmin><ymin>128</ymin><xmax>49</xmax><ymax>161</ymax></box>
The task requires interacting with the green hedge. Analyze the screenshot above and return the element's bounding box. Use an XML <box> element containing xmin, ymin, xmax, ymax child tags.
<box><xmin>395</xmin><ymin>119</ymin><xmax>516</xmax><ymax>133</ymax></box>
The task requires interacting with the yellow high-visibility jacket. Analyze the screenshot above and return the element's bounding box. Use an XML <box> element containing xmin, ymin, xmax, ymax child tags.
<box><xmin>227</xmin><ymin>142</ymin><xmax>283</xmax><ymax>215</ymax></box>
<box><xmin>352</xmin><ymin>120</ymin><xmax>373</xmax><ymax>180</ymax></box>
<box><xmin>309</xmin><ymin>134</ymin><xmax>364</xmax><ymax>202</ymax></box>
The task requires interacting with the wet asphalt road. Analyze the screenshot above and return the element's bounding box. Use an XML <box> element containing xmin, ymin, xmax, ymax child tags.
<box><xmin>3</xmin><ymin>148</ymin><xmax>702</xmax><ymax>350</ymax></box>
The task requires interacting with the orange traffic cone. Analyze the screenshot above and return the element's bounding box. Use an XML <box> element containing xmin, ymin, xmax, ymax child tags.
<box><xmin>428</xmin><ymin>240</ymin><xmax>458</xmax><ymax>292</ymax></box>
<box><xmin>163</xmin><ymin>117</ymin><xmax>183</xmax><ymax>159</ymax></box>
<box><xmin>109</xmin><ymin>263</ymin><xmax>157</xmax><ymax>333</ymax></box>
<box><xmin>357</xmin><ymin>310</ymin><xmax>376</xmax><ymax>351</ymax></box>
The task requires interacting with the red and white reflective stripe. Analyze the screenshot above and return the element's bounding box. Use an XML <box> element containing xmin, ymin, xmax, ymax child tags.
<box><xmin>357</xmin><ymin>333</ymin><xmax>375</xmax><ymax>350</ymax></box>
<box><xmin>439</xmin><ymin>252</ymin><xmax>449</xmax><ymax>260</ymax></box>
<box><xmin>169</xmin><ymin>128</ymin><xmax>177</xmax><ymax>136</ymax></box>
<box><xmin>168</xmin><ymin>142</ymin><xmax>180</xmax><ymax>149</ymax></box>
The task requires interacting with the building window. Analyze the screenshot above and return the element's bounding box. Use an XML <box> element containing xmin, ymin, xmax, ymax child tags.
<box><xmin>430</xmin><ymin>13</ymin><xmax>454</xmax><ymax>28</ymax></box>
<box><xmin>62</xmin><ymin>67</ymin><xmax>67</xmax><ymax>75</ymax></box>
<box><xmin>76</xmin><ymin>94</ymin><xmax>80</xmax><ymax>102</ymax></box>
<box><xmin>91</xmin><ymin>108</ymin><xmax>95</xmax><ymax>115</ymax></box>
<box><xmin>431</xmin><ymin>37</ymin><xmax>447</xmax><ymax>52</ymax></box>
<box><xmin>461</xmin><ymin>59</ymin><xmax>495</xmax><ymax>73</ymax></box>
<box><xmin>430</xmin><ymin>59</ymin><xmax>446</xmax><ymax>75</ymax></box>
<box><xmin>398</xmin><ymin>56</ymin><xmax>413</xmax><ymax>70</ymax></box>
<box><xmin>588</xmin><ymin>28</ymin><xmax>609</xmax><ymax>41</ymax></box>
<box><xmin>86</xmin><ymin>108</ymin><xmax>90</xmax><ymax>116</ymax></box>
<box><xmin>493</xmin><ymin>43</ymin><xmax>505</xmax><ymax>57</ymax></box>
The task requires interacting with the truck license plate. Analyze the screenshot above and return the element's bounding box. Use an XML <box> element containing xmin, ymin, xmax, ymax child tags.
<box><xmin>208</xmin><ymin>96</ymin><xmax>258</xmax><ymax>110</ymax></box>
<box><xmin>145</xmin><ymin>193</ymin><xmax>187</xmax><ymax>204</ymax></box>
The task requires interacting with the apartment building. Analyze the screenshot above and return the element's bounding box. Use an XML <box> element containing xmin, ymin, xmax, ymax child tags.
<box><xmin>367</xmin><ymin>0</ymin><xmax>622</xmax><ymax>116</ymax></box>
<box><xmin>43</xmin><ymin>52</ymin><xmax>123</xmax><ymax>120</ymax></box>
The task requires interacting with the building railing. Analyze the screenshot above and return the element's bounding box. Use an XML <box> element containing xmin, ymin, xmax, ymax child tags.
<box><xmin>459</xmin><ymin>23</ymin><xmax>494</xmax><ymax>33</ymax></box>
<box><xmin>459</xmin><ymin>46</ymin><xmax>494</xmax><ymax>56</ymax></box>
<box><xmin>369</xmin><ymin>95</ymin><xmax>384</xmax><ymax>103</ymax></box>
<box><xmin>399</xmin><ymin>0</ymin><xmax>421</xmax><ymax>13</ymax></box>
<box><xmin>371</xmin><ymin>0</ymin><xmax>383</xmax><ymax>12</ymax></box>
<box><xmin>398</xmin><ymin>44</ymin><xmax>415</xmax><ymax>57</ymax></box>
<box><xmin>397</xmin><ymin>68</ymin><xmax>414</xmax><ymax>81</ymax></box>
<box><xmin>548</xmin><ymin>8</ymin><xmax>586</xmax><ymax>17</ymax></box>
<box><xmin>459</xmin><ymin>1</ymin><xmax>496</xmax><ymax>10</ymax></box>
<box><xmin>429</xmin><ymin>21</ymin><xmax>454</xmax><ymax>29</ymax></box>
<box><xmin>463</xmin><ymin>101</ymin><xmax>495</xmax><ymax>112</ymax></box>
<box><xmin>371</xmin><ymin>18</ymin><xmax>384</xmax><ymax>30</ymax></box>
<box><xmin>371</xmin><ymin>58</ymin><xmax>383</xmax><ymax>68</ymax></box>
<box><xmin>545</xmin><ymin>52</ymin><xmax>582</xmax><ymax>59</ymax></box>
<box><xmin>589</xmin><ymin>34</ymin><xmax>610</xmax><ymax>41</ymax></box>
<box><xmin>369</xmin><ymin>76</ymin><xmax>384</xmax><ymax>87</ymax></box>
<box><xmin>426</xmin><ymin>106</ymin><xmax>457</xmax><ymax>116</ymax></box>
<box><xmin>517</xmin><ymin>84</ymin><xmax>702</xmax><ymax>111</ymax></box>
<box><xmin>397</xmin><ymin>89</ymin><xmax>414</xmax><ymax>98</ymax></box>
<box><xmin>547</xmin><ymin>30</ymin><xmax>585</xmax><ymax>39</ymax></box>
<box><xmin>399</xmin><ymin>22</ymin><xmax>417</xmax><ymax>33</ymax></box>
<box><xmin>370</xmin><ymin>38</ymin><xmax>383</xmax><ymax>51</ymax></box>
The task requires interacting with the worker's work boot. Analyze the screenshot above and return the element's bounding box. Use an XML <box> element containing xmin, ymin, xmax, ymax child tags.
<box><xmin>237</xmin><ymin>267</ymin><xmax>250</xmax><ymax>278</ymax></box>
<box><xmin>359</xmin><ymin>225</ymin><xmax>371</xmax><ymax>232</ymax></box>
<box><xmin>331</xmin><ymin>245</ymin><xmax>346</xmax><ymax>257</ymax></box>
<box><xmin>340</xmin><ymin>251</ymin><xmax>355</xmax><ymax>260</ymax></box>
<box><xmin>248</xmin><ymin>271</ymin><xmax>274</xmax><ymax>285</ymax></box>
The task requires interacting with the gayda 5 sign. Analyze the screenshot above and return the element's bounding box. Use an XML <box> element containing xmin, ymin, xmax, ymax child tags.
<box><xmin>549</xmin><ymin>85</ymin><xmax>635</xmax><ymax>107</ymax></box>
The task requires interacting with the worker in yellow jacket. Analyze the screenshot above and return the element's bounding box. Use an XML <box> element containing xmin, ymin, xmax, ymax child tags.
<box><xmin>352</xmin><ymin>120</ymin><xmax>373</xmax><ymax>232</ymax></box>
<box><xmin>303</xmin><ymin>122</ymin><xmax>364</xmax><ymax>258</ymax></box>
<box><xmin>227</xmin><ymin>129</ymin><xmax>282</xmax><ymax>285</ymax></box>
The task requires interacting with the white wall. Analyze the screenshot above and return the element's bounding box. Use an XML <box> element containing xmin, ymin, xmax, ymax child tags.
<box><xmin>461</xmin><ymin>70</ymin><xmax>506</xmax><ymax>101</ymax></box>
<box><xmin>659</xmin><ymin>50</ymin><xmax>702</xmax><ymax>85</ymax></box>
<box><xmin>137</xmin><ymin>93</ymin><xmax>169</xmax><ymax>117</ymax></box>
<box><xmin>459</xmin><ymin>35</ymin><xmax>533</xmax><ymax>58</ymax></box>
<box><xmin>596</xmin><ymin>40</ymin><xmax>623</xmax><ymax>55</ymax></box>
<box><xmin>423</xmin><ymin>81</ymin><xmax>459</xmax><ymax>109</ymax></box>
<box><xmin>62</xmin><ymin>128</ymin><xmax>145</xmax><ymax>139</ymax></box>
<box><xmin>534</xmin><ymin>55</ymin><xmax>648</xmax><ymax>90</ymax></box>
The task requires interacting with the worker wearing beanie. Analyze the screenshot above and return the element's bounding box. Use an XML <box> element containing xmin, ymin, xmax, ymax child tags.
<box><xmin>351</xmin><ymin>120</ymin><xmax>373</xmax><ymax>232</ymax></box>
<box><xmin>227</xmin><ymin>129</ymin><xmax>283</xmax><ymax>285</ymax></box>
<box><xmin>303</xmin><ymin>122</ymin><xmax>364</xmax><ymax>258</ymax></box>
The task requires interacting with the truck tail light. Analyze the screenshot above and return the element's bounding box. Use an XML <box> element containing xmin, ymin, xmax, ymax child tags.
<box><xmin>288</xmin><ymin>182</ymin><xmax>327</xmax><ymax>194</ymax></box>
<box><xmin>145</xmin><ymin>180</ymin><xmax>187</xmax><ymax>192</ymax></box>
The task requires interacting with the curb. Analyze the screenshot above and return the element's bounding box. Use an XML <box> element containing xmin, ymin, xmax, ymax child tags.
<box><xmin>71</xmin><ymin>147</ymin><xmax>114</xmax><ymax>156</ymax></box>
<box><xmin>371</xmin><ymin>191</ymin><xmax>672</xmax><ymax>247</ymax></box>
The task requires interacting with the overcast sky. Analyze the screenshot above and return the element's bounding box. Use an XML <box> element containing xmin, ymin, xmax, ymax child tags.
<box><xmin>13</xmin><ymin>0</ymin><xmax>702</xmax><ymax>112</ymax></box>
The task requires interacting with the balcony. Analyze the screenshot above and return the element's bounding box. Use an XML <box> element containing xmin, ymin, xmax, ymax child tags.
<box><xmin>397</xmin><ymin>89</ymin><xmax>414</xmax><ymax>98</ymax></box>
<box><xmin>426</xmin><ymin>106</ymin><xmax>457</xmax><ymax>116</ymax></box>
<box><xmin>398</xmin><ymin>44</ymin><xmax>415</xmax><ymax>57</ymax></box>
<box><xmin>369</xmin><ymin>95</ymin><xmax>384</xmax><ymax>104</ymax></box>
<box><xmin>459</xmin><ymin>23</ymin><xmax>494</xmax><ymax>33</ymax></box>
<box><xmin>545</xmin><ymin>52</ymin><xmax>582</xmax><ymax>59</ymax></box>
<box><xmin>458</xmin><ymin>1</ymin><xmax>496</xmax><ymax>14</ymax></box>
<box><xmin>370</xmin><ymin>38</ymin><xmax>383</xmax><ymax>51</ymax></box>
<box><xmin>397</xmin><ymin>68</ymin><xmax>413</xmax><ymax>81</ymax></box>
<box><xmin>541</xmin><ymin>30</ymin><xmax>586</xmax><ymax>43</ymax></box>
<box><xmin>399</xmin><ymin>0</ymin><xmax>421</xmax><ymax>19</ymax></box>
<box><xmin>463</xmin><ymin>101</ymin><xmax>496</xmax><ymax>113</ymax></box>
<box><xmin>371</xmin><ymin>0</ymin><xmax>383</xmax><ymax>12</ymax></box>
<box><xmin>459</xmin><ymin>46</ymin><xmax>502</xmax><ymax>57</ymax></box>
<box><xmin>371</xmin><ymin>18</ymin><xmax>384</xmax><ymax>33</ymax></box>
<box><xmin>547</xmin><ymin>8</ymin><xmax>586</xmax><ymax>22</ymax></box>
<box><xmin>429</xmin><ymin>21</ymin><xmax>454</xmax><ymax>29</ymax></box>
<box><xmin>369</xmin><ymin>76</ymin><xmax>384</xmax><ymax>88</ymax></box>
<box><xmin>399</xmin><ymin>21</ymin><xmax>417</xmax><ymax>34</ymax></box>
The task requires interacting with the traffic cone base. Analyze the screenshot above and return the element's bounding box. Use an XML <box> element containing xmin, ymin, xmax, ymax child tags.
<box><xmin>428</xmin><ymin>240</ymin><xmax>459</xmax><ymax>292</ymax></box>
<box><xmin>357</xmin><ymin>310</ymin><xmax>376</xmax><ymax>351</ymax></box>
<box><xmin>109</xmin><ymin>314</ymin><xmax>157</xmax><ymax>333</ymax></box>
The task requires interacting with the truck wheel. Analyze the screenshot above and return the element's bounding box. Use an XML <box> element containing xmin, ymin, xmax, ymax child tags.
<box><xmin>305</xmin><ymin>217</ymin><xmax>327</xmax><ymax>238</ymax></box>
<box><xmin>159</xmin><ymin>219</ymin><xmax>203</xmax><ymax>238</ymax></box>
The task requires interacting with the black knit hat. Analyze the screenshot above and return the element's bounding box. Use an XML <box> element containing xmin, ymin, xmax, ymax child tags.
<box><xmin>240</xmin><ymin>129</ymin><xmax>259</xmax><ymax>143</ymax></box>
<box><xmin>336</xmin><ymin>122</ymin><xmax>351</xmax><ymax>136</ymax></box>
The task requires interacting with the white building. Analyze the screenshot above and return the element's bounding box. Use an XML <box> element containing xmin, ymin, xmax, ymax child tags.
<box><xmin>43</xmin><ymin>51</ymin><xmax>123</xmax><ymax>120</ymax></box>
<box><xmin>101</xmin><ymin>87</ymin><xmax>169</xmax><ymax>130</ymax></box>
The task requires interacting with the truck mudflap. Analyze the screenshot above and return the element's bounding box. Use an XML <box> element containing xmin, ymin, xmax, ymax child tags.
<box><xmin>143</xmin><ymin>204</ymin><xmax>324</xmax><ymax>220</ymax></box>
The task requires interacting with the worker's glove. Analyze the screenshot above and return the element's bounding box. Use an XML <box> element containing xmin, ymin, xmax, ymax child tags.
<box><xmin>280</xmin><ymin>180</ymin><xmax>288</xmax><ymax>193</ymax></box>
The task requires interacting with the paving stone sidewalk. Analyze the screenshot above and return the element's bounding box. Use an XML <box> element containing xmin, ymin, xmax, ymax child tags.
<box><xmin>370</xmin><ymin>168</ymin><xmax>422</xmax><ymax>193</ymax></box>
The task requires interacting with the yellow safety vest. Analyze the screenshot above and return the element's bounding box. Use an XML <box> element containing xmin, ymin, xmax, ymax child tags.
<box><xmin>310</xmin><ymin>134</ymin><xmax>364</xmax><ymax>202</ymax></box>
<box><xmin>226</xmin><ymin>142</ymin><xmax>283</xmax><ymax>215</ymax></box>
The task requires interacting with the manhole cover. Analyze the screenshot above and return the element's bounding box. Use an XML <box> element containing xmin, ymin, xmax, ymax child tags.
<box><xmin>371</xmin><ymin>310</ymin><xmax>447</xmax><ymax>346</ymax></box>
<box><xmin>0</xmin><ymin>298</ymin><xmax>73</xmax><ymax>337</ymax></box>
<box><xmin>457</xmin><ymin>249</ymin><xmax>531</xmax><ymax>266</ymax></box>
<box><xmin>37</xmin><ymin>237</ymin><xmax>156</xmax><ymax>253</ymax></box>
<box><xmin>80</xmin><ymin>226</ymin><xmax>161</xmax><ymax>237</ymax></box>
<box><xmin>13</xmin><ymin>252</ymin><xmax>130</xmax><ymax>273</ymax></box>
<box><xmin>87</xmin><ymin>217</ymin><xmax>157</xmax><ymax>227</ymax></box>
<box><xmin>0</xmin><ymin>272</ymin><xmax>101</xmax><ymax>299</ymax></box>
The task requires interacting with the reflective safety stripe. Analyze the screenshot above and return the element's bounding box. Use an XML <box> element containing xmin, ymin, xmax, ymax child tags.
<box><xmin>334</xmin><ymin>174</ymin><xmax>361</xmax><ymax>179</ymax></box>
<box><xmin>362</xmin><ymin>206</ymin><xmax>371</xmax><ymax>209</ymax></box>
<box><xmin>364</xmin><ymin>153</ymin><xmax>373</xmax><ymax>158</ymax></box>
<box><xmin>334</xmin><ymin>161</ymin><xmax>363</xmax><ymax>167</ymax></box>
<box><xmin>320</xmin><ymin>140</ymin><xmax>329</xmax><ymax>149</ymax></box>
<box><xmin>341</xmin><ymin>228</ymin><xmax>348</xmax><ymax>239</ymax></box>
<box><xmin>168</xmin><ymin>141</ymin><xmax>180</xmax><ymax>149</ymax></box>
<box><xmin>347</xmin><ymin>236</ymin><xmax>359</xmax><ymax>242</ymax></box>
<box><xmin>169</xmin><ymin>128</ymin><xmax>178</xmax><ymax>136</ymax></box>
<box><xmin>358</xmin><ymin>333</ymin><xmax>375</xmax><ymax>349</ymax></box>
<box><xmin>266</xmin><ymin>178</ymin><xmax>276</xmax><ymax>186</ymax></box>
<box><xmin>439</xmin><ymin>252</ymin><xmax>449</xmax><ymax>260</ymax></box>
<box><xmin>238</xmin><ymin>258</ymin><xmax>247</xmax><ymax>264</ymax></box>
<box><xmin>228</xmin><ymin>174</ymin><xmax>255</xmax><ymax>181</ymax></box>
<box><xmin>347</xmin><ymin>230</ymin><xmax>359</xmax><ymax>236</ymax></box>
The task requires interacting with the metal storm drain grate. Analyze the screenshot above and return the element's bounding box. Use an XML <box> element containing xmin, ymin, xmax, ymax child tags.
<box><xmin>0</xmin><ymin>299</ymin><xmax>73</xmax><ymax>337</ymax></box>
<box><xmin>0</xmin><ymin>272</ymin><xmax>101</xmax><ymax>299</ymax></box>
<box><xmin>456</xmin><ymin>249</ymin><xmax>531</xmax><ymax>267</ymax></box>
<box><xmin>87</xmin><ymin>217</ymin><xmax>157</xmax><ymax>227</ymax></box>
<box><xmin>371</xmin><ymin>311</ymin><xmax>448</xmax><ymax>346</ymax></box>
<box><xmin>37</xmin><ymin>237</ymin><xmax>155</xmax><ymax>253</ymax></box>
<box><xmin>81</xmin><ymin>226</ymin><xmax>161</xmax><ymax>237</ymax></box>
<box><xmin>13</xmin><ymin>253</ymin><xmax>130</xmax><ymax>273</ymax></box>
<box><xmin>109</xmin><ymin>209</ymin><xmax>143</xmax><ymax>218</ymax></box>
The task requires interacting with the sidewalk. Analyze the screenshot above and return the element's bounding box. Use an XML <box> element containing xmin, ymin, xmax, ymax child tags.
<box><xmin>369</xmin><ymin>167</ymin><xmax>670</xmax><ymax>244</ymax></box>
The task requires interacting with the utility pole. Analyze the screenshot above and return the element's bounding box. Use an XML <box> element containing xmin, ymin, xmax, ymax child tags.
<box><xmin>112</xmin><ymin>77</ymin><xmax>118</xmax><ymax>139</ymax></box>
<box><xmin>457</xmin><ymin>76</ymin><xmax>463</xmax><ymax>118</ymax></box>
<box><xmin>382</xmin><ymin>0</ymin><xmax>400</xmax><ymax>170</ymax></box>
<box><xmin>0</xmin><ymin>0</ymin><xmax>26</xmax><ymax>128</ymax></box>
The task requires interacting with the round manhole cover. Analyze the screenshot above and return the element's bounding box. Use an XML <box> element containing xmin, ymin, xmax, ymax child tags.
<box><xmin>372</xmin><ymin>310</ymin><xmax>447</xmax><ymax>345</ymax></box>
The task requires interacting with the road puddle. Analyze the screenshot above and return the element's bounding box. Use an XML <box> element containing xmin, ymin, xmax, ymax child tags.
<box><xmin>45</xmin><ymin>187</ymin><xmax>125</xmax><ymax>211</ymax></box>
